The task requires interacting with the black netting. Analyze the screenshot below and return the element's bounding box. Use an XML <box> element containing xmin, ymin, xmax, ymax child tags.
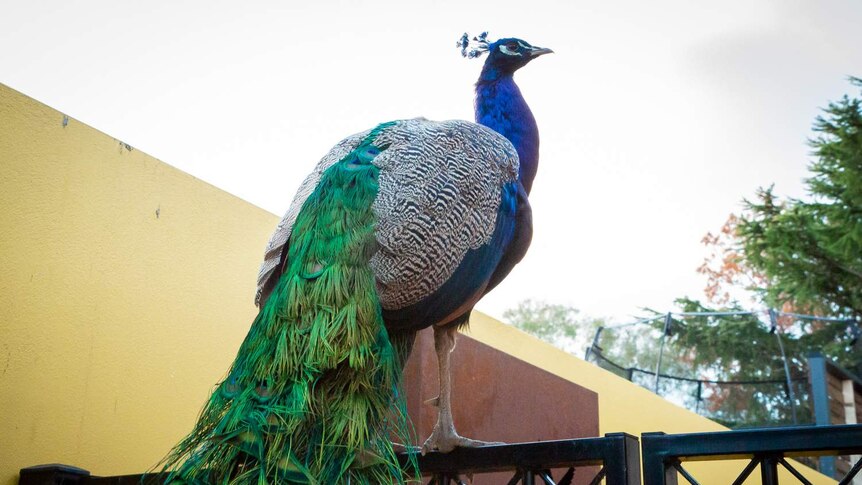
<box><xmin>583</xmin><ymin>310</ymin><xmax>856</xmax><ymax>429</ymax></box>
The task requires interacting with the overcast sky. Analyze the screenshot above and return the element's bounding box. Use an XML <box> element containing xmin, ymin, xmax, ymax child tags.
<box><xmin>2</xmin><ymin>0</ymin><xmax>861</xmax><ymax>324</ymax></box>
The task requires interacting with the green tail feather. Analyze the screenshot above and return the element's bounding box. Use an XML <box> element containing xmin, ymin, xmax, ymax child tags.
<box><xmin>161</xmin><ymin>122</ymin><xmax>417</xmax><ymax>484</ymax></box>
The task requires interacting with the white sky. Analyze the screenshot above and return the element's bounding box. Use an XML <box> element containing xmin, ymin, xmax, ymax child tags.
<box><xmin>2</xmin><ymin>0</ymin><xmax>861</xmax><ymax>324</ymax></box>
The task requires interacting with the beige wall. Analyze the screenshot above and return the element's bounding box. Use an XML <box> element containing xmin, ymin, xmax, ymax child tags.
<box><xmin>0</xmin><ymin>83</ymin><xmax>834</xmax><ymax>484</ymax></box>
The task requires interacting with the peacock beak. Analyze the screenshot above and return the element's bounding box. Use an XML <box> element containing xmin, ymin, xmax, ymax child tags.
<box><xmin>529</xmin><ymin>46</ymin><xmax>554</xmax><ymax>58</ymax></box>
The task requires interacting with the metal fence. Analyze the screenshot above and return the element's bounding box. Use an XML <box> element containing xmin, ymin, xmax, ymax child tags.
<box><xmin>20</xmin><ymin>426</ymin><xmax>862</xmax><ymax>485</ymax></box>
<box><xmin>640</xmin><ymin>424</ymin><xmax>862</xmax><ymax>485</ymax></box>
<box><xmin>19</xmin><ymin>434</ymin><xmax>642</xmax><ymax>485</ymax></box>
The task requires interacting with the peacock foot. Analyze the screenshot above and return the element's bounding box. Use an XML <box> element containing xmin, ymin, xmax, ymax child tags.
<box><xmin>421</xmin><ymin>426</ymin><xmax>504</xmax><ymax>454</ymax></box>
<box><xmin>391</xmin><ymin>441</ymin><xmax>421</xmax><ymax>454</ymax></box>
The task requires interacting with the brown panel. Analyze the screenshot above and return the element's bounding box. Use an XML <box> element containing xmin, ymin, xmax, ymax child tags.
<box><xmin>401</xmin><ymin>327</ymin><xmax>600</xmax><ymax>483</ymax></box>
<box><xmin>828</xmin><ymin>374</ymin><xmax>843</xmax><ymax>397</ymax></box>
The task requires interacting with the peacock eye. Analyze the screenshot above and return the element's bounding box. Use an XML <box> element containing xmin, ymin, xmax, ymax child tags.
<box><xmin>499</xmin><ymin>42</ymin><xmax>522</xmax><ymax>56</ymax></box>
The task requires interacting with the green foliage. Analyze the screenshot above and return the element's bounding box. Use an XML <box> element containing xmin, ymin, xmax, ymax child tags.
<box><xmin>584</xmin><ymin>79</ymin><xmax>862</xmax><ymax>428</ymax></box>
<box><xmin>667</xmin><ymin>299</ymin><xmax>854</xmax><ymax>375</ymax></box>
<box><xmin>615</xmin><ymin>78</ymin><xmax>862</xmax><ymax>427</ymax></box>
<box><xmin>502</xmin><ymin>299</ymin><xmax>603</xmax><ymax>353</ymax></box>
<box><xmin>737</xmin><ymin>77</ymin><xmax>862</xmax><ymax>320</ymax></box>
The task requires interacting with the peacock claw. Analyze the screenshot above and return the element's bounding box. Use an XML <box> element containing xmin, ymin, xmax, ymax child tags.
<box><xmin>391</xmin><ymin>441</ymin><xmax>421</xmax><ymax>454</ymax></box>
<box><xmin>421</xmin><ymin>428</ymin><xmax>504</xmax><ymax>454</ymax></box>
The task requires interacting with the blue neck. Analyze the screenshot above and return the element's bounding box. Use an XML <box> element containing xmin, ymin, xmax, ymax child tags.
<box><xmin>474</xmin><ymin>71</ymin><xmax>540</xmax><ymax>194</ymax></box>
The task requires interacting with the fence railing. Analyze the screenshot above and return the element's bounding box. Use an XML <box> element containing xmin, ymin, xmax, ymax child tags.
<box><xmin>20</xmin><ymin>426</ymin><xmax>862</xmax><ymax>485</ymax></box>
<box><xmin>18</xmin><ymin>433</ymin><xmax>641</xmax><ymax>485</ymax></box>
<box><xmin>18</xmin><ymin>465</ymin><xmax>162</xmax><ymax>485</ymax></box>
<box><xmin>640</xmin><ymin>424</ymin><xmax>862</xmax><ymax>485</ymax></box>
<box><xmin>407</xmin><ymin>433</ymin><xmax>640</xmax><ymax>485</ymax></box>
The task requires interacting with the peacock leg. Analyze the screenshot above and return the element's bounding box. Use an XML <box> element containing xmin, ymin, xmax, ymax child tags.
<box><xmin>421</xmin><ymin>324</ymin><xmax>503</xmax><ymax>454</ymax></box>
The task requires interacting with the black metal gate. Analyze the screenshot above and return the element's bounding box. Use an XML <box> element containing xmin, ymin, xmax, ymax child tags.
<box><xmin>640</xmin><ymin>424</ymin><xmax>862</xmax><ymax>485</ymax></box>
<box><xmin>18</xmin><ymin>425</ymin><xmax>862</xmax><ymax>485</ymax></box>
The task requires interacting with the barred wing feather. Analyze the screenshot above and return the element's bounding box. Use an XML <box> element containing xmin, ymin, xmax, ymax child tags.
<box><xmin>255</xmin><ymin>118</ymin><xmax>519</xmax><ymax>313</ymax></box>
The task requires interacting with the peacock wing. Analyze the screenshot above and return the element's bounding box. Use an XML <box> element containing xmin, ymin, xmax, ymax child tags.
<box><xmin>368</xmin><ymin>118</ymin><xmax>519</xmax><ymax>312</ymax></box>
<box><xmin>255</xmin><ymin>118</ymin><xmax>519</xmax><ymax>315</ymax></box>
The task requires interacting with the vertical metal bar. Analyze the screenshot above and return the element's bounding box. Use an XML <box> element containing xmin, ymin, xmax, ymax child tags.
<box><xmin>695</xmin><ymin>381</ymin><xmax>702</xmax><ymax>414</ymax></box>
<box><xmin>641</xmin><ymin>432</ymin><xmax>674</xmax><ymax>485</ymax></box>
<box><xmin>602</xmin><ymin>433</ymin><xmax>642</xmax><ymax>485</ymax></box>
<box><xmin>654</xmin><ymin>313</ymin><xmax>672</xmax><ymax>393</ymax></box>
<box><xmin>769</xmin><ymin>309</ymin><xmax>798</xmax><ymax>424</ymax></box>
<box><xmin>523</xmin><ymin>470</ymin><xmax>535</xmax><ymax>485</ymax></box>
<box><xmin>664</xmin><ymin>462</ymin><xmax>680</xmax><ymax>485</ymax></box>
<box><xmin>585</xmin><ymin>326</ymin><xmax>604</xmax><ymax>361</ymax></box>
<box><xmin>625</xmin><ymin>433</ymin><xmax>644</xmax><ymax>485</ymax></box>
<box><xmin>809</xmin><ymin>352</ymin><xmax>836</xmax><ymax>477</ymax></box>
<box><xmin>760</xmin><ymin>455</ymin><xmax>779</xmax><ymax>485</ymax></box>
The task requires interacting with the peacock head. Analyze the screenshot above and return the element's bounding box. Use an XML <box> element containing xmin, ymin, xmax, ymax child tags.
<box><xmin>458</xmin><ymin>32</ymin><xmax>553</xmax><ymax>81</ymax></box>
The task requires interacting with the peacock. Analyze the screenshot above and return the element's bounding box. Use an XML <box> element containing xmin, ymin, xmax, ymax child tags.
<box><xmin>162</xmin><ymin>32</ymin><xmax>551</xmax><ymax>484</ymax></box>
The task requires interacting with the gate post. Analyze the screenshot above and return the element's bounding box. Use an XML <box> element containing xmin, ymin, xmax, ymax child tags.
<box><xmin>759</xmin><ymin>455</ymin><xmax>779</xmax><ymax>485</ymax></box>
<box><xmin>641</xmin><ymin>432</ymin><xmax>678</xmax><ymax>485</ymax></box>
<box><xmin>809</xmin><ymin>352</ymin><xmax>836</xmax><ymax>476</ymax></box>
<box><xmin>602</xmin><ymin>433</ymin><xmax>642</xmax><ymax>485</ymax></box>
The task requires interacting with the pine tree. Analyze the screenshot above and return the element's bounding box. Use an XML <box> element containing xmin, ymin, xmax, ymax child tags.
<box><xmin>738</xmin><ymin>78</ymin><xmax>862</xmax><ymax>321</ymax></box>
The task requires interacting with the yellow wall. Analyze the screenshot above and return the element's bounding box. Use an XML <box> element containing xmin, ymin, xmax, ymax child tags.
<box><xmin>0</xmin><ymin>84</ymin><xmax>278</xmax><ymax>484</ymax></box>
<box><xmin>0</xmin><ymin>83</ymin><xmax>834</xmax><ymax>484</ymax></box>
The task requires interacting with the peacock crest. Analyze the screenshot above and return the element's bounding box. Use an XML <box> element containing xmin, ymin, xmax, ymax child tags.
<box><xmin>457</xmin><ymin>31</ymin><xmax>490</xmax><ymax>59</ymax></box>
